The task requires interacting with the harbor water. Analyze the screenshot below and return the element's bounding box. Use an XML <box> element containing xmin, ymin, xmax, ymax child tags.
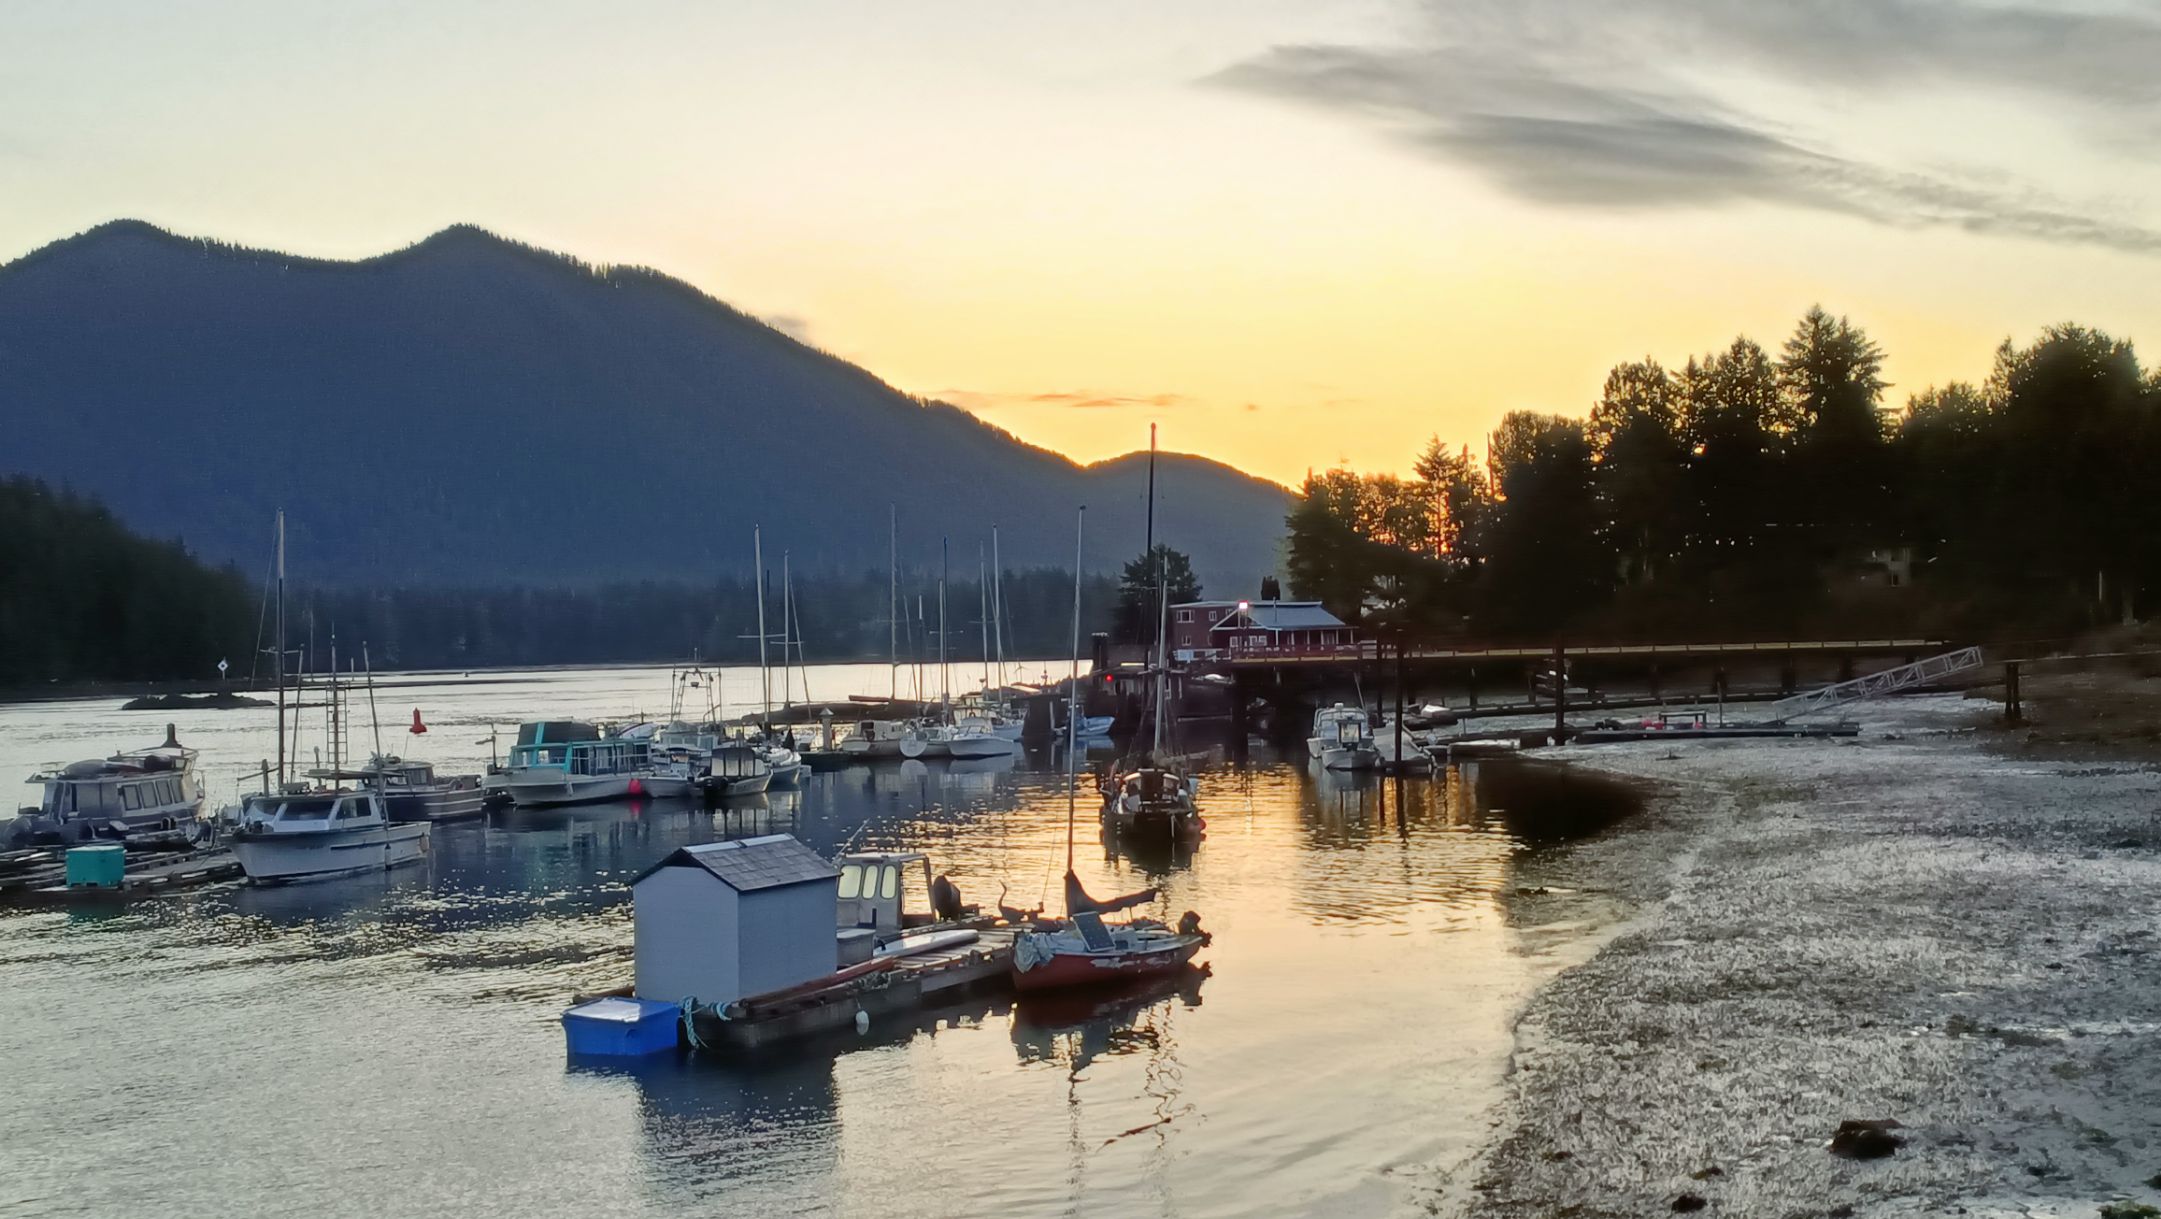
<box><xmin>0</xmin><ymin>664</ymin><xmax>1628</xmax><ymax>1219</ymax></box>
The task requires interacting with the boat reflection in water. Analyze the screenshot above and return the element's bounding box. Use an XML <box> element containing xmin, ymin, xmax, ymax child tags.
<box><xmin>1010</xmin><ymin>967</ymin><xmax>1207</xmax><ymax>1073</ymax></box>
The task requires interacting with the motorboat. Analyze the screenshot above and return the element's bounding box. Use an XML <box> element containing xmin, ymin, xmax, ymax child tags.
<box><xmin>699</xmin><ymin>740</ymin><xmax>773</xmax><ymax>799</ymax></box>
<box><xmin>897</xmin><ymin>720</ymin><xmax>953</xmax><ymax>760</ymax></box>
<box><xmin>1308</xmin><ymin>703</ymin><xmax>1380</xmax><ymax>771</ymax></box>
<box><xmin>315</xmin><ymin>754</ymin><xmax>486</xmax><ymax>821</ymax></box>
<box><xmin>840</xmin><ymin>719</ymin><xmax>908</xmax><ymax>760</ymax></box>
<box><xmin>11</xmin><ymin>725</ymin><xmax>211</xmax><ymax>846</ymax></box>
<box><xmin>946</xmin><ymin>715</ymin><xmax>1019</xmax><ymax>760</ymax></box>
<box><xmin>505</xmin><ymin>721</ymin><xmax>652</xmax><ymax>807</ymax></box>
<box><xmin>228</xmin><ymin>786</ymin><xmax>429</xmax><ymax>883</ymax></box>
<box><xmin>753</xmin><ymin>740</ymin><xmax>806</xmax><ymax>788</ymax></box>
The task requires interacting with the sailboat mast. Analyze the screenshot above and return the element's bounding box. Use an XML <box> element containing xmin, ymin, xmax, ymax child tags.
<box><xmin>274</xmin><ymin>510</ymin><xmax>286</xmax><ymax>787</ymax></box>
<box><xmin>888</xmin><ymin>505</ymin><xmax>898</xmax><ymax>702</ymax></box>
<box><xmin>364</xmin><ymin>642</ymin><xmax>382</xmax><ymax>756</ymax></box>
<box><xmin>991</xmin><ymin>525</ymin><xmax>1007</xmax><ymax>693</ymax></box>
<box><xmin>780</xmin><ymin>550</ymin><xmax>793</xmax><ymax>711</ymax></box>
<box><xmin>1144</xmin><ymin>423</ymin><xmax>1157</xmax><ymax>651</ymax></box>
<box><xmin>1065</xmin><ymin>506</ymin><xmax>1085</xmax><ymax>875</ymax></box>
<box><xmin>1153</xmin><ymin>573</ymin><xmax>1169</xmax><ymax>756</ymax></box>
<box><xmin>978</xmin><ymin>544</ymin><xmax>990</xmax><ymax>692</ymax></box>
<box><xmin>938</xmin><ymin>537</ymin><xmax>950</xmax><ymax>718</ymax></box>
<box><xmin>754</xmin><ymin>526</ymin><xmax>770</xmax><ymax>720</ymax></box>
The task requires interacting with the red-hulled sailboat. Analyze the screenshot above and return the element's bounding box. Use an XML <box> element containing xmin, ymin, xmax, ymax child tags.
<box><xmin>1011</xmin><ymin>504</ymin><xmax>1210</xmax><ymax>996</ymax></box>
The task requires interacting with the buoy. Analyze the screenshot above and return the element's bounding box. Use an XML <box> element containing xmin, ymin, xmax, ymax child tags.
<box><xmin>627</xmin><ymin>777</ymin><xmax>645</xmax><ymax>797</ymax></box>
<box><xmin>410</xmin><ymin>709</ymin><xmax>428</xmax><ymax>735</ymax></box>
<box><xmin>854</xmin><ymin>1009</ymin><xmax>870</xmax><ymax>1035</ymax></box>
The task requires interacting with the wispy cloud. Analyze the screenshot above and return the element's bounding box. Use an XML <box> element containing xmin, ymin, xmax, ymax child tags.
<box><xmin>1028</xmin><ymin>390</ymin><xmax>1191</xmax><ymax>410</ymax></box>
<box><xmin>760</xmin><ymin>312</ymin><xmax>814</xmax><ymax>342</ymax></box>
<box><xmin>1207</xmin><ymin>0</ymin><xmax>2161</xmax><ymax>254</ymax></box>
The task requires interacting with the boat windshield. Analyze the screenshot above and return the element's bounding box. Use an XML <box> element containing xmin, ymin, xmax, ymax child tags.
<box><xmin>278</xmin><ymin>797</ymin><xmax>337</xmax><ymax>821</ymax></box>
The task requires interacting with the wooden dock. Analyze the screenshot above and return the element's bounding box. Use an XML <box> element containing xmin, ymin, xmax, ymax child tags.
<box><xmin>685</xmin><ymin>927</ymin><xmax>1019</xmax><ymax>1055</ymax></box>
<box><xmin>0</xmin><ymin>845</ymin><xmax>243</xmax><ymax>903</ymax></box>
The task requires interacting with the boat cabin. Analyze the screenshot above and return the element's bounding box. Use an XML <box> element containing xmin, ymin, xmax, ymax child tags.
<box><xmin>16</xmin><ymin>727</ymin><xmax>207</xmax><ymax>843</ymax></box>
<box><xmin>837</xmin><ymin>851</ymin><xmax>937</xmax><ymax>932</ymax></box>
<box><xmin>508</xmin><ymin>721</ymin><xmax>644</xmax><ymax>777</ymax></box>
<box><xmin>1311</xmin><ymin>703</ymin><xmax>1373</xmax><ymax>745</ymax></box>
<box><xmin>236</xmin><ymin>789</ymin><xmax>388</xmax><ymax>835</ymax></box>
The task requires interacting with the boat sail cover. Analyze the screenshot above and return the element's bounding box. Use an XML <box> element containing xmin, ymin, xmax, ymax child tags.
<box><xmin>1064</xmin><ymin>870</ymin><xmax>1157</xmax><ymax>916</ymax></box>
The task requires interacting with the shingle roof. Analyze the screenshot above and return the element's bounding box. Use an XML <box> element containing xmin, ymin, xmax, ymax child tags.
<box><xmin>635</xmin><ymin>834</ymin><xmax>837</xmax><ymax>892</ymax></box>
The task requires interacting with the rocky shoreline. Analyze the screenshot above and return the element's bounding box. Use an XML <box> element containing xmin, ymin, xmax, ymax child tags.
<box><xmin>1453</xmin><ymin>693</ymin><xmax>2161</xmax><ymax>1218</ymax></box>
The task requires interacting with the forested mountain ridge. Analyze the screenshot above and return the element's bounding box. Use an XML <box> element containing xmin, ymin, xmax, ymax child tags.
<box><xmin>0</xmin><ymin>221</ymin><xmax>1287</xmax><ymax>595</ymax></box>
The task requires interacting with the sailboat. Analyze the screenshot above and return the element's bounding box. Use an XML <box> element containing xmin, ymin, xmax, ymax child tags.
<box><xmin>1012</xmin><ymin>506</ymin><xmax>1210</xmax><ymax>994</ymax></box>
<box><xmin>1098</xmin><ymin>427</ymin><xmax>1202</xmax><ymax>842</ymax></box>
<box><xmin>230</xmin><ymin>512</ymin><xmax>431</xmax><ymax>883</ymax></box>
<box><xmin>947</xmin><ymin>542</ymin><xmax>1019</xmax><ymax>760</ymax></box>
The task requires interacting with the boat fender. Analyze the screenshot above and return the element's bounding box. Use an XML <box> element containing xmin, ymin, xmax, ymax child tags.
<box><xmin>854</xmin><ymin>1009</ymin><xmax>870</xmax><ymax>1035</ymax></box>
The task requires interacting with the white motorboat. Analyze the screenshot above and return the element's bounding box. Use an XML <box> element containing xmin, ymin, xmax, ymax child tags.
<box><xmin>898</xmin><ymin>720</ymin><xmax>954</xmax><ymax>759</ymax></box>
<box><xmin>229</xmin><ymin>787</ymin><xmax>429</xmax><ymax>883</ymax></box>
<box><xmin>700</xmin><ymin>740</ymin><xmax>773</xmax><ymax>798</ymax></box>
<box><xmin>11</xmin><ymin>724</ymin><xmax>210</xmax><ymax>846</ymax></box>
<box><xmin>946</xmin><ymin>714</ymin><xmax>1019</xmax><ymax>760</ymax></box>
<box><xmin>505</xmin><ymin>720</ymin><xmax>652</xmax><ymax>807</ymax></box>
<box><xmin>1308</xmin><ymin>703</ymin><xmax>1380</xmax><ymax>771</ymax></box>
<box><xmin>754</xmin><ymin>741</ymin><xmax>805</xmax><ymax>788</ymax></box>
<box><xmin>841</xmin><ymin>719</ymin><xmax>909</xmax><ymax>760</ymax></box>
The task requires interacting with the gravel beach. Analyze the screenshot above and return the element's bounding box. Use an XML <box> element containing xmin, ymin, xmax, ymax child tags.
<box><xmin>1453</xmin><ymin>689</ymin><xmax>2161</xmax><ymax>1219</ymax></box>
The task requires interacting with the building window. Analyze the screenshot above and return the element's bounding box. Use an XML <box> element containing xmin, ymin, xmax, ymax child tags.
<box><xmin>1175</xmin><ymin>610</ymin><xmax>1192</xmax><ymax>623</ymax></box>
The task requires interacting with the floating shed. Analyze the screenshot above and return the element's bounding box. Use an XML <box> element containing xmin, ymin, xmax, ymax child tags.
<box><xmin>633</xmin><ymin>835</ymin><xmax>839</xmax><ymax>1009</ymax></box>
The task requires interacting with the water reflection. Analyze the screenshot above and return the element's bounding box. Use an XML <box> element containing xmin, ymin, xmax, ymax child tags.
<box><xmin>620</xmin><ymin>1055</ymin><xmax>842</xmax><ymax>1206</ymax></box>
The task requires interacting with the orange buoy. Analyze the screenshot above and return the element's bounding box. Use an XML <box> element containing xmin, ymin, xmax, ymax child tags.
<box><xmin>410</xmin><ymin>708</ymin><xmax>428</xmax><ymax>735</ymax></box>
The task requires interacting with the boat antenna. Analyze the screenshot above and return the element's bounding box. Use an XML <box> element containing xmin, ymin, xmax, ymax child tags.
<box><xmin>273</xmin><ymin>510</ymin><xmax>287</xmax><ymax>787</ymax></box>
<box><xmin>364</xmin><ymin>642</ymin><xmax>383</xmax><ymax>757</ymax></box>
<box><xmin>1066</xmin><ymin>505</ymin><xmax>1086</xmax><ymax>878</ymax></box>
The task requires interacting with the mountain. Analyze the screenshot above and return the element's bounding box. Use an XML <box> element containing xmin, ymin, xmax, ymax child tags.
<box><xmin>0</xmin><ymin>221</ymin><xmax>1288</xmax><ymax>596</ymax></box>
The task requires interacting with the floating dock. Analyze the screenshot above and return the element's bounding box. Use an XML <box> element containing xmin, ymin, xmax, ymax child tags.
<box><xmin>0</xmin><ymin>845</ymin><xmax>243</xmax><ymax>902</ymax></box>
<box><xmin>685</xmin><ymin>925</ymin><xmax>1018</xmax><ymax>1055</ymax></box>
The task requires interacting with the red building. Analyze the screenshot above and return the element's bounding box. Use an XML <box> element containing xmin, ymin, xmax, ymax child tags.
<box><xmin>1167</xmin><ymin>600</ymin><xmax>1354</xmax><ymax>660</ymax></box>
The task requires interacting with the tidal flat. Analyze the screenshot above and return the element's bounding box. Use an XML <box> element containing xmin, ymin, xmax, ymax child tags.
<box><xmin>1460</xmin><ymin>693</ymin><xmax>2161</xmax><ymax>1218</ymax></box>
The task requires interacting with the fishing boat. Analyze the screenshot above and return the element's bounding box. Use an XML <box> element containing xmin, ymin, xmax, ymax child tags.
<box><xmin>504</xmin><ymin>721</ymin><xmax>651</xmax><ymax>807</ymax></box>
<box><xmin>840</xmin><ymin>718</ymin><xmax>909</xmax><ymax>760</ymax></box>
<box><xmin>224</xmin><ymin>510</ymin><xmax>434</xmax><ymax>883</ymax></box>
<box><xmin>229</xmin><ymin>785</ymin><xmax>429</xmax><ymax>883</ymax></box>
<box><xmin>10</xmin><ymin>724</ymin><xmax>210</xmax><ymax>846</ymax></box>
<box><xmin>333</xmin><ymin>755</ymin><xmax>486</xmax><ymax>821</ymax></box>
<box><xmin>1308</xmin><ymin>703</ymin><xmax>1380</xmax><ymax>771</ymax></box>
<box><xmin>1012</xmin><ymin>502</ymin><xmax>1210</xmax><ymax>995</ymax></box>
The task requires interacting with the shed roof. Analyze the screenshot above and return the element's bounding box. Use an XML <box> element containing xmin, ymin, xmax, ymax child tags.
<box><xmin>1214</xmin><ymin>602</ymin><xmax>1348</xmax><ymax>631</ymax></box>
<box><xmin>635</xmin><ymin>834</ymin><xmax>837</xmax><ymax>892</ymax></box>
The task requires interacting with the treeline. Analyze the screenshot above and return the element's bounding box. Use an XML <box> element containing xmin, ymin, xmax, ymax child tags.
<box><xmin>0</xmin><ymin>477</ymin><xmax>255</xmax><ymax>686</ymax></box>
<box><xmin>1289</xmin><ymin>309</ymin><xmax>2161</xmax><ymax>640</ymax></box>
<box><xmin>289</xmin><ymin>569</ymin><xmax>1121</xmax><ymax>675</ymax></box>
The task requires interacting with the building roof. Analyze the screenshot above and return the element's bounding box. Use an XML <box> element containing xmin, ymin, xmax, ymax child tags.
<box><xmin>1213</xmin><ymin>602</ymin><xmax>1348</xmax><ymax>631</ymax></box>
<box><xmin>634</xmin><ymin>834</ymin><xmax>837</xmax><ymax>892</ymax></box>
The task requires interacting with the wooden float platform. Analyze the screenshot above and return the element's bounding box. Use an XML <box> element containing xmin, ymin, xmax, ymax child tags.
<box><xmin>686</xmin><ymin>927</ymin><xmax>1019</xmax><ymax>1055</ymax></box>
<box><xmin>0</xmin><ymin>845</ymin><xmax>243</xmax><ymax>903</ymax></box>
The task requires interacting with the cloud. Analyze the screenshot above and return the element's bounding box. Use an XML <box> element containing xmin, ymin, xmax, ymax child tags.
<box><xmin>1206</xmin><ymin>1</ymin><xmax>2161</xmax><ymax>255</ymax></box>
<box><xmin>760</xmin><ymin>312</ymin><xmax>814</xmax><ymax>341</ymax></box>
<box><xmin>1026</xmin><ymin>390</ymin><xmax>1193</xmax><ymax>410</ymax></box>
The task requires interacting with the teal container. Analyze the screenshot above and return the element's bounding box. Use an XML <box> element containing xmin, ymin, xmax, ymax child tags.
<box><xmin>66</xmin><ymin>844</ymin><xmax>126</xmax><ymax>889</ymax></box>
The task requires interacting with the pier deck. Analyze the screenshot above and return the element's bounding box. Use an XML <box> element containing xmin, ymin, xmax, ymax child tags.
<box><xmin>687</xmin><ymin>927</ymin><xmax>1018</xmax><ymax>1055</ymax></box>
<box><xmin>0</xmin><ymin>845</ymin><xmax>243</xmax><ymax>902</ymax></box>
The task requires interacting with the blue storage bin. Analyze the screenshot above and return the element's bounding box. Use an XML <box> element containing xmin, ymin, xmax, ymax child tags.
<box><xmin>562</xmin><ymin>997</ymin><xmax>681</xmax><ymax>1057</ymax></box>
<box><xmin>66</xmin><ymin>844</ymin><xmax>126</xmax><ymax>889</ymax></box>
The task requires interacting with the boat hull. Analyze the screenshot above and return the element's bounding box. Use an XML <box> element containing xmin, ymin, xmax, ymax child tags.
<box><xmin>506</xmin><ymin>772</ymin><xmax>642</xmax><ymax>808</ymax></box>
<box><xmin>704</xmin><ymin>772</ymin><xmax>774</xmax><ymax>798</ymax></box>
<box><xmin>840</xmin><ymin>739</ymin><xmax>904</xmax><ymax>760</ymax></box>
<box><xmin>232</xmin><ymin>822</ymin><xmax>429</xmax><ymax>883</ymax></box>
<box><xmin>764</xmin><ymin>761</ymin><xmax>805</xmax><ymax>789</ymax></box>
<box><xmin>383</xmin><ymin>785</ymin><xmax>488</xmax><ymax>822</ymax></box>
<box><xmin>1320</xmin><ymin>745</ymin><xmax>1380</xmax><ymax>772</ymax></box>
<box><xmin>945</xmin><ymin>734</ymin><xmax>1017</xmax><ymax>760</ymax></box>
<box><xmin>1011</xmin><ymin>935</ymin><xmax>1204</xmax><ymax>993</ymax></box>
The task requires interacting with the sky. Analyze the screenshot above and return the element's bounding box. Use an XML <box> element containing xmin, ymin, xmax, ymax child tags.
<box><xmin>5</xmin><ymin>0</ymin><xmax>2160</xmax><ymax>487</ymax></box>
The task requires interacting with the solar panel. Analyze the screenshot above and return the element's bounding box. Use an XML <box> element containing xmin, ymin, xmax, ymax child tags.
<box><xmin>1073</xmin><ymin>910</ymin><xmax>1114</xmax><ymax>952</ymax></box>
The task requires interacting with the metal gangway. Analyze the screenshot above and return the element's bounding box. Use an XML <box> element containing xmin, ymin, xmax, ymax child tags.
<box><xmin>1756</xmin><ymin>646</ymin><xmax>1985</xmax><ymax>724</ymax></box>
